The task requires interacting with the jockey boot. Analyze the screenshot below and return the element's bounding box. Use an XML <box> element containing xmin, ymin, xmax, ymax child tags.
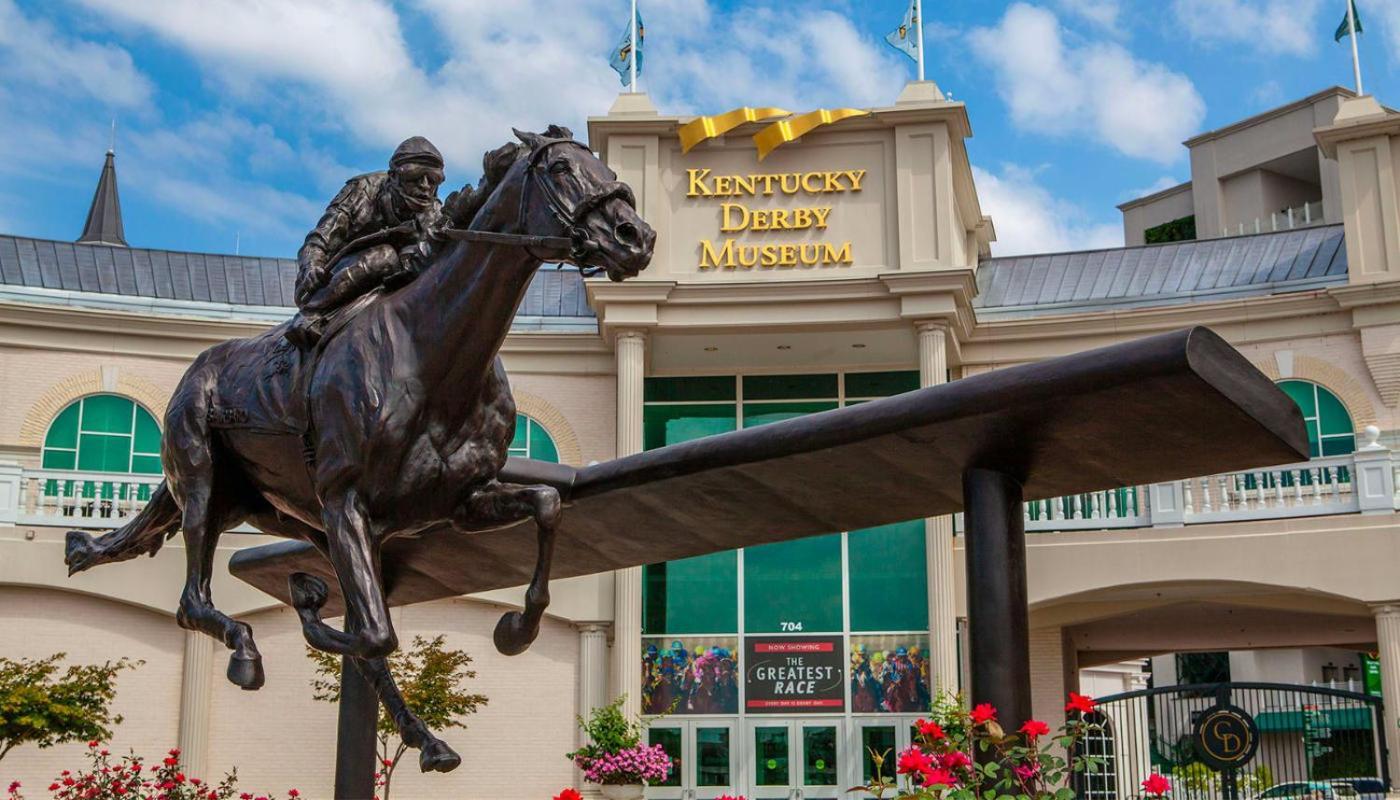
<box><xmin>284</xmin><ymin>313</ymin><xmax>327</xmax><ymax>350</ymax></box>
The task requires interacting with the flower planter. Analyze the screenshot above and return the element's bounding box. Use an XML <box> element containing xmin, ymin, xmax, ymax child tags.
<box><xmin>599</xmin><ymin>785</ymin><xmax>645</xmax><ymax>800</ymax></box>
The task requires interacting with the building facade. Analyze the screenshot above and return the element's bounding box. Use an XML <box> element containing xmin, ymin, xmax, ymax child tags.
<box><xmin>3</xmin><ymin>84</ymin><xmax>1400</xmax><ymax>799</ymax></box>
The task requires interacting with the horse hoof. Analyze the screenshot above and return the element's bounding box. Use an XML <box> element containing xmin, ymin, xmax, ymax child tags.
<box><xmin>227</xmin><ymin>654</ymin><xmax>265</xmax><ymax>691</ymax></box>
<box><xmin>288</xmin><ymin>572</ymin><xmax>329</xmax><ymax>613</ymax></box>
<box><xmin>492</xmin><ymin>611</ymin><xmax>535</xmax><ymax>656</ymax></box>
<box><xmin>419</xmin><ymin>740</ymin><xmax>461</xmax><ymax>773</ymax></box>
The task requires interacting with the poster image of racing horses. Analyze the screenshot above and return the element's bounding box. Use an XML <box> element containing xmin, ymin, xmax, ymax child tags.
<box><xmin>642</xmin><ymin>636</ymin><xmax>739</xmax><ymax>715</ymax></box>
<box><xmin>850</xmin><ymin>635</ymin><xmax>931</xmax><ymax>713</ymax></box>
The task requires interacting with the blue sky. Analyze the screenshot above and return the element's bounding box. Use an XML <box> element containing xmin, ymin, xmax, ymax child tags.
<box><xmin>0</xmin><ymin>0</ymin><xmax>1396</xmax><ymax>258</ymax></box>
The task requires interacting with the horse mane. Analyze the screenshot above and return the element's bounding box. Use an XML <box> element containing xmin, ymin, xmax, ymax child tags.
<box><xmin>440</xmin><ymin>125</ymin><xmax>574</xmax><ymax>228</ymax></box>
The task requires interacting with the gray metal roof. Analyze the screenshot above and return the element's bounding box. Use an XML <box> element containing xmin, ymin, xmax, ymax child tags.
<box><xmin>974</xmin><ymin>224</ymin><xmax>1349</xmax><ymax>316</ymax></box>
<box><xmin>0</xmin><ymin>234</ymin><xmax>595</xmax><ymax>318</ymax></box>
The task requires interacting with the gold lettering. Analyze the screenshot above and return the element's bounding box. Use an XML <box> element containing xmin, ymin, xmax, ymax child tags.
<box><xmin>749</xmin><ymin>208</ymin><xmax>769</xmax><ymax>230</ymax></box>
<box><xmin>738</xmin><ymin>243</ymin><xmax>759</xmax><ymax>268</ymax></box>
<box><xmin>779</xmin><ymin>243</ymin><xmax>798</xmax><ymax>267</ymax></box>
<box><xmin>721</xmin><ymin>202</ymin><xmax>749</xmax><ymax>233</ymax></box>
<box><xmin>812</xmin><ymin>207</ymin><xmax>832</xmax><ymax>229</ymax></box>
<box><xmin>844</xmin><ymin>170</ymin><xmax>866</xmax><ymax>192</ymax></box>
<box><xmin>733</xmin><ymin>174</ymin><xmax>756</xmax><ymax>196</ymax></box>
<box><xmin>800</xmin><ymin>243</ymin><xmax>822</xmax><ymax>266</ymax></box>
<box><xmin>822</xmin><ymin>242</ymin><xmax>853</xmax><ymax>264</ymax></box>
<box><xmin>759</xmin><ymin>173</ymin><xmax>779</xmax><ymax>196</ymax></box>
<box><xmin>761</xmin><ymin>243</ymin><xmax>780</xmax><ymax>267</ymax></box>
<box><xmin>792</xmin><ymin>208</ymin><xmax>812</xmax><ymax>229</ymax></box>
<box><xmin>713</xmin><ymin>175</ymin><xmax>733</xmax><ymax>196</ymax></box>
<box><xmin>801</xmin><ymin>172</ymin><xmax>825</xmax><ymax>193</ymax></box>
<box><xmin>780</xmin><ymin>173</ymin><xmax>801</xmax><ymax>195</ymax></box>
<box><xmin>687</xmin><ymin>168</ymin><xmax>713</xmax><ymax>197</ymax></box>
<box><xmin>823</xmin><ymin>172</ymin><xmax>844</xmax><ymax>192</ymax></box>
<box><xmin>699</xmin><ymin>238</ymin><xmax>735</xmax><ymax>269</ymax></box>
<box><xmin>770</xmin><ymin>209</ymin><xmax>791</xmax><ymax>230</ymax></box>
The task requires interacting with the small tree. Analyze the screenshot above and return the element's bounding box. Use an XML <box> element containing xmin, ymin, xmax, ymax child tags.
<box><xmin>307</xmin><ymin>635</ymin><xmax>487</xmax><ymax>799</ymax></box>
<box><xmin>0</xmin><ymin>653</ymin><xmax>139</xmax><ymax>762</ymax></box>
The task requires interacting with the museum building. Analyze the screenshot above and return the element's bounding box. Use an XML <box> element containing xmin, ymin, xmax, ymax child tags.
<box><xmin>4</xmin><ymin>83</ymin><xmax>1400</xmax><ymax>799</ymax></box>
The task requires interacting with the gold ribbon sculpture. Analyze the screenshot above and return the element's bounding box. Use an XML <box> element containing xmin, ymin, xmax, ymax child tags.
<box><xmin>752</xmin><ymin>108</ymin><xmax>870</xmax><ymax>161</ymax></box>
<box><xmin>678</xmin><ymin>107</ymin><xmax>791</xmax><ymax>153</ymax></box>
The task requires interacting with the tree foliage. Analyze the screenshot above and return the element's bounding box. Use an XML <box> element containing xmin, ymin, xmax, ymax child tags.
<box><xmin>1144</xmin><ymin>214</ymin><xmax>1197</xmax><ymax>245</ymax></box>
<box><xmin>0</xmin><ymin>653</ymin><xmax>140</xmax><ymax>762</ymax></box>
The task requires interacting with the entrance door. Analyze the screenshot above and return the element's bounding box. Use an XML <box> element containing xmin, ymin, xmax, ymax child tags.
<box><xmin>745</xmin><ymin>719</ymin><xmax>843</xmax><ymax>800</ymax></box>
<box><xmin>850</xmin><ymin>717</ymin><xmax>923</xmax><ymax>797</ymax></box>
<box><xmin>647</xmin><ymin>719</ymin><xmax>739</xmax><ymax>799</ymax></box>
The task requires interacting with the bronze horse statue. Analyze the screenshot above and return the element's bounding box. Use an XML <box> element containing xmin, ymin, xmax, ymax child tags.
<box><xmin>63</xmin><ymin>126</ymin><xmax>655</xmax><ymax>773</ymax></box>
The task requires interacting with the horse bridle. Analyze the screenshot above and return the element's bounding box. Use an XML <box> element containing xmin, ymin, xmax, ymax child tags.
<box><xmin>442</xmin><ymin>138</ymin><xmax>636</xmax><ymax>276</ymax></box>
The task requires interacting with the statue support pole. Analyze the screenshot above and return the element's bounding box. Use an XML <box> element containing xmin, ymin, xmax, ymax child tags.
<box><xmin>963</xmin><ymin>468</ymin><xmax>1032</xmax><ymax>737</ymax></box>
<box><xmin>335</xmin><ymin>656</ymin><xmax>378</xmax><ymax>799</ymax></box>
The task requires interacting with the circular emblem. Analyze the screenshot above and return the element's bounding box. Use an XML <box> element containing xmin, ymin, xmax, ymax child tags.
<box><xmin>767</xmin><ymin>758</ymin><xmax>778</xmax><ymax>770</ymax></box>
<box><xmin>1194</xmin><ymin>704</ymin><xmax>1259</xmax><ymax>770</ymax></box>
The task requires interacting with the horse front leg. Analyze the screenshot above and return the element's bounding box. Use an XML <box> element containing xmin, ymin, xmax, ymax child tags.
<box><xmin>355</xmin><ymin>656</ymin><xmax>462</xmax><ymax>774</ymax></box>
<box><xmin>455</xmin><ymin>482</ymin><xmax>561</xmax><ymax>656</ymax></box>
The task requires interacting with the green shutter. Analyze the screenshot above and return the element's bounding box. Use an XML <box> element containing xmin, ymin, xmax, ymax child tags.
<box><xmin>133</xmin><ymin>407</ymin><xmax>162</xmax><ymax>455</ymax></box>
<box><xmin>81</xmin><ymin>394</ymin><xmax>134</xmax><ymax>434</ymax></box>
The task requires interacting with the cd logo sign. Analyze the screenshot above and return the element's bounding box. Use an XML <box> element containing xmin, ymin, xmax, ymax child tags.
<box><xmin>1194</xmin><ymin>705</ymin><xmax>1260</xmax><ymax>770</ymax></box>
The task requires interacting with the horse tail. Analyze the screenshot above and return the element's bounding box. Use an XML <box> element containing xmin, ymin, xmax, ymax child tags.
<box><xmin>64</xmin><ymin>482</ymin><xmax>181</xmax><ymax>575</ymax></box>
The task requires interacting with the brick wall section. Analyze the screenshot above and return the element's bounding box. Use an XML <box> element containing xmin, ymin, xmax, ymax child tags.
<box><xmin>1028</xmin><ymin>626</ymin><xmax>1071</xmax><ymax>733</ymax></box>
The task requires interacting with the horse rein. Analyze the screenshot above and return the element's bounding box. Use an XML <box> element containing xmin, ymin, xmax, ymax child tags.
<box><xmin>440</xmin><ymin>138</ymin><xmax>636</xmax><ymax>277</ymax></box>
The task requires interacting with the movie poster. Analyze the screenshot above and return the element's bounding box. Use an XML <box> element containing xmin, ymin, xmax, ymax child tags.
<box><xmin>642</xmin><ymin>636</ymin><xmax>739</xmax><ymax>715</ymax></box>
<box><xmin>745</xmin><ymin>636</ymin><xmax>845</xmax><ymax>713</ymax></box>
<box><xmin>849</xmin><ymin>635</ymin><xmax>931</xmax><ymax>714</ymax></box>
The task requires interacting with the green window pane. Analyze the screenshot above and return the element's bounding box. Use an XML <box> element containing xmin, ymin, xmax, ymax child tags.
<box><xmin>509</xmin><ymin>420</ymin><xmax>528</xmax><ymax>452</ymax></box>
<box><xmin>1279</xmin><ymin>380</ymin><xmax>1316</xmax><ymax>416</ymax></box>
<box><xmin>861</xmin><ymin>726</ymin><xmax>897</xmax><ymax>783</ymax></box>
<box><xmin>645</xmin><ymin>376</ymin><xmax>736</xmax><ymax>402</ymax></box>
<box><xmin>41</xmin><ymin>449</ymin><xmax>76</xmax><ymax>470</ymax></box>
<box><xmin>754</xmin><ymin>726</ymin><xmax>790</xmax><ymax>785</ymax></box>
<box><xmin>845</xmin><ymin>370</ymin><xmax>919</xmax><ymax>399</ymax></box>
<box><xmin>696</xmin><ymin>727</ymin><xmax>731</xmax><ymax>787</ymax></box>
<box><xmin>1322</xmin><ymin>436</ymin><xmax>1356</xmax><ymax>457</ymax></box>
<box><xmin>81</xmin><ymin>394</ymin><xmax>135</xmax><ymax>434</ymax></box>
<box><xmin>1317</xmin><ymin>389</ymin><xmax>1355</xmax><ymax>436</ymax></box>
<box><xmin>645</xmin><ymin>404</ymin><xmax>737</xmax><ymax>450</ymax></box>
<box><xmin>131</xmin><ymin>455</ymin><xmax>163</xmax><ymax>475</ymax></box>
<box><xmin>77</xmin><ymin>433</ymin><xmax>131</xmax><ymax>473</ymax></box>
<box><xmin>133</xmin><ymin>408</ymin><xmax>162</xmax><ymax>454</ymax></box>
<box><xmin>803</xmin><ymin>725</ymin><xmax>837</xmax><ymax>786</ymax></box>
<box><xmin>527</xmin><ymin>422</ymin><xmax>560</xmax><ymax>462</ymax></box>
<box><xmin>648</xmin><ymin>728</ymin><xmax>682</xmax><ymax>788</ymax></box>
<box><xmin>848</xmin><ymin>521</ymin><xmax>929</xmax><ymax>632</ymax></box>
<box><xmin>742</xmin><ymin>401</ymin><xmax>838</xmax><ymax>428</ymax></box>
<box><xmin>643</xmin><ymin>551</ymin><xmax>738</xmax><ymax>635</ymax></box>
<box><xmin>745</xmin><ymin>534</ymin><xmax>843</xmax><ymax>633</ymax></box>
<box><xmin>45</xmin><ymin>403</ymin><xmax>80</xmax><ymax>450</ymax></box>
<box><xmin>743</xmin><ymin>373</ymin><xmax>837</xmax><ymax>401</ymax></box>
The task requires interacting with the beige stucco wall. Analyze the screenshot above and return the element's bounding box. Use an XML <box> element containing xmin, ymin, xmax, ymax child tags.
<box><xmin>1120</xmin><ymin>183</ymin><xmax>1193</xmax><ymax>246</ymax></box>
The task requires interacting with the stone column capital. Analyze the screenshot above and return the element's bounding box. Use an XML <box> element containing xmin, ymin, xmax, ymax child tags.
<box><xmin>575</xmin><ymin>621</ymin><xmax>612</xmax><ymax>635</ymax></box>
<box><xmin>915</xmin><ymin>320</ymin><xmax>952</xmax><ymax>336</ymax></box>
<box><xmin>1370</xmin><ymin>602</ymin><xmax>1400</xmax><ymax>618</ymax></box>
<box><xmin>614</xmin><ymin>328</ymin><xmax>649</xmax><ymax>343</ymax></box>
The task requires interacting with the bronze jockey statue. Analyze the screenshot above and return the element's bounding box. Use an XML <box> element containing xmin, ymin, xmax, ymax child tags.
<box><xmin>287</xmin><ymin>136</ymin><xmax>448</xmax><ymax>348</ymax></box>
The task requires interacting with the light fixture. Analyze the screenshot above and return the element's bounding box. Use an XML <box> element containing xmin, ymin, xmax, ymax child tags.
<box><xmin>704</xmin><ymin>346</ymin><xmax>718</xmax><ymax>352</ymax></box>
<box><xmin>776</xmin><ymin>345</ymin><xmax>791</xmax><ymax>350</ymax></box>
<box><xmin>851</xmin><ymin>343</ymin><xmax>867</xmax><ymax>349</ymax></box>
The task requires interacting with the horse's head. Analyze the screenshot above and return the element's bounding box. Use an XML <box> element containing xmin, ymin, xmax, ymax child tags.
<box><xmin>481</xmin><ymin>125</ymin><xmax>654</xmax><ymax>281</ymax></box>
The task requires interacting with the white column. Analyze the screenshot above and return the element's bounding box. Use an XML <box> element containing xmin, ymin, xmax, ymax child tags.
<box><xmin>1373</xmin><ymin>604</ymin><xmax>1400</xmax><ymax>783</ymax></box>
<box><xmin>0</xmin><ymin>461</ymin><xmax>22</xmax><ymax>525</ymax></box>
<box><xmin>918</xmin><ymin>322</ymin><xmax>960</xmax><ymax>692</ymax></box>
<box><xmin>612</xmin><ymin>330</ymin><xmax>647</xmax><ymax>721</ymax></box>
<box><xmin>578</xmin><ymin>623</ymin><xmax>611</xmax><ymax>721</ymax></box>
<box><xmin>177</xmin><ymin>629</ymin><xmax>215</xmax><ymax>778</ymax></box>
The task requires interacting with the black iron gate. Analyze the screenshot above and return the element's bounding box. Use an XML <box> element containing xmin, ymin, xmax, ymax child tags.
<box><xmin>1079</xmin><ymin>683</ymin><xmax>1390</xmax><ymax>800</ymax></box>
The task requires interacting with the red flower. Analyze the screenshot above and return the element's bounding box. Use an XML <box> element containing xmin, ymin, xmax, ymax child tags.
<box><xmin>1019</xmin><ymin>719</ymin><xmax>1051</xmax><ymax>740</ymax></box>
<box><xmin>940</xmin><ymin>751</ymin><xmax>972</xmax><ymax>770</ymax></box>
<box><xmin>915</xmin><ymin>719</ymin><xmax>946</xmax><ymax>739</ymax></box>
<box><xmin>381</xmin><ymin>758</ymin><xmax>394</xmax><ymax>768</ymax></box>
<box><xmin>168</xmin><ymin>748</ymin><xmax>180</xmax><ymax>757</ymax></box>
<box><xmin>288</xmin><ymin>791</ymin><xmax>300</xmax><ymax>798</ymax></box>
<box><xmin>240</xmin><ymin>794</ymin><xmax>253</xmax><ymax>799</ymax></box>
<box><xmin>553</xmin><ymin>790</ymin><xmax>584</xmax><ymax>800</ymax></box>
<box><xmin>87</xmin><ymin>741</ymin><xmax>99</xmax><ymax>748</ymax></box>
<box><xmin>174</xmin><ymin>773</ymin><xmax>186</xmax><ymax>784</ymax></box>
<box><xmin>896</xmin><ymin>745</ymin><xmax>934</xmax><ymax>776</ymax></box>
<box><xmin>1065</xmin><ymin>692</ymin><xmax>1097</xmax><ymax>714</ymax></box>
<box><xmin>1014</xmin><ymin>763</ymin><xmax>1041</xmax><ymax>782</ymax></box>
<box><xmin>48</xmin><ymin>785</ymin><xmax>59</xmax><ymax>792</ymax></box>
<box><xmin>1142</xmin><ymin>773</ymin><xmax>1172</xmax><ymax>796</ymax></box>
<box><xmin>970</xmin><ymin>703</ymin><xmax>997</xmax><ymax>724</ymax></box>
<box><xmin>921</xmin><ymin>767</ymin><xmax>958</xmax><ymax>787</ymax></box>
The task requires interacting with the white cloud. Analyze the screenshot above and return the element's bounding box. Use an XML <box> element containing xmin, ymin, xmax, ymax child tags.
<box><xmin>0</xmin><ymin>0</ymin><xmax>152</xmax><ymax>107</ymax></box>
<box><xmin>1125</xmin><ymin>175</ymin><xmax>1187</xmax><ymax>201</ymax></box>
<box><xmin>969</xmin><ymin>4</ymin><xmax>1204</xmax><ymax>164</ymax></box>
<box><xmin>1169</xmin><ymin>0</ymin><xmax>1324</xmax><ymax>56</ymax></box>
<box><xmin>975</xmin><ymin>163</ymin><xmax>1122</xmax><ymax>256</ymax></box>
<box><xmin>1374</xmin><ymin>0</ymin><xmax>1400</xmax><ymax>69</ymax></box>
<box><xmin>1056</xmin><ymin>0</ymin><xmax>1122</xmax><ymax>32</ymax></box>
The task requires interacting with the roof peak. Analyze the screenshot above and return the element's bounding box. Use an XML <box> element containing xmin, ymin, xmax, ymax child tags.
<box><xmin>76</xmin><ymin>149</ymin><xmax>127</xmax><ymax>247</ymax></box>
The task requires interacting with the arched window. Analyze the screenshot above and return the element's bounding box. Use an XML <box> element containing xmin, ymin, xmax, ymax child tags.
<box><xmin>42</xmin><ymin>394</ymin><xmax>162</xmax><ymax>474</ymax></box>
<box><xmin>509</xmin><ymin>414</ymin><xmax>559</xmax><ymax>463</ymax></box>
<box><xmin>1076</xmin><ymin>711</ymin><xmax>1118</xmax><ymax>800</ymax></box>
<box><xmin>1277</xmin><ymin>380</ymin><xmax>1356</xmax><ymax>458</ymax></box>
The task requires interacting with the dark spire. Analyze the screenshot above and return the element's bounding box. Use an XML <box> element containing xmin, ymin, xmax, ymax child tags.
<box><xmin>76</xmin><ymin>150</ymin><xmax>127</xmax><ymax>247</ymax></box>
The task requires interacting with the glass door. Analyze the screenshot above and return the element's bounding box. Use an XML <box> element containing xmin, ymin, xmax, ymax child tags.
<box><xmin>646</xmin><ymin>720</ymin><xmax>739</xmax><ymax>800</ymax></box>
<box><xmin>849</xmin><ymin>718</ymin><xmax>923</xmax><ymax>797</ymax></box>
<box><xmin>744</xmin><ymin>719</ymin><xmax>844</xmax><ymax>800</ymax></box>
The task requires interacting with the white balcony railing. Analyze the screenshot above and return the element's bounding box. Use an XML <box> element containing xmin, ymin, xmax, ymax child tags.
<box><xmin>956</xmin><ymin>427</ymin><xmax>1398</xmax><ymax>534</ymax></box>
<box><xmin>1221</xmin><ymin>200</ymin><xmax>1326</xmax><ymax>237</ymax></box>
<box><xmin>5</xmin><ymin>468</ymin><xmax>163</xmax><ymax>529</ymax></box>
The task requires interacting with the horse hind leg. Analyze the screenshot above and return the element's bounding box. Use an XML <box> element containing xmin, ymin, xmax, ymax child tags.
<box><xmin>455</xmin><ymin>482</ymin><xmax>562</xmax><ymax>656</ymax></box>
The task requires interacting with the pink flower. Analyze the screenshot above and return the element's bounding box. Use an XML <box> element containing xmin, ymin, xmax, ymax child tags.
<box><xmin>288</xmin><ymin>791</ymin><xmax>300</xmax><ymax>798</ymax></box>
<box><xmin>970</xmin><ymin>703</ymin><xmax>997</xmax><ymax>724</ymax></box>
<box><xmin>1019</xmin><ymin>719</ymin><xmax>1051</xmax><ymax>740</ymax></box>
<box><xmin>1142</xmin><ymin>773</ymin><xmax>1172</xmax><ymax>797</ymax></box>
<box><xmin>1014</xmin><ymin>763</ymin><xmax>1041</xmax><ymax>782</ymax></box>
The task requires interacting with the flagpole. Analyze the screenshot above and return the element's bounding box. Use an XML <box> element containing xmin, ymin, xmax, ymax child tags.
<box><xmin>1347</xmin><ymin>0</ymin><xmax>1363</xmax><ymax>95</ymax></box>
<box><xmin>629</xmin><ymin>0</ymin><xmax>638</xmax><ymax>93</ymax></box>
<box><xmin>915</xmin><ymin>0</ymin><xmax>925</xmax><ymax>81</ymax></box>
